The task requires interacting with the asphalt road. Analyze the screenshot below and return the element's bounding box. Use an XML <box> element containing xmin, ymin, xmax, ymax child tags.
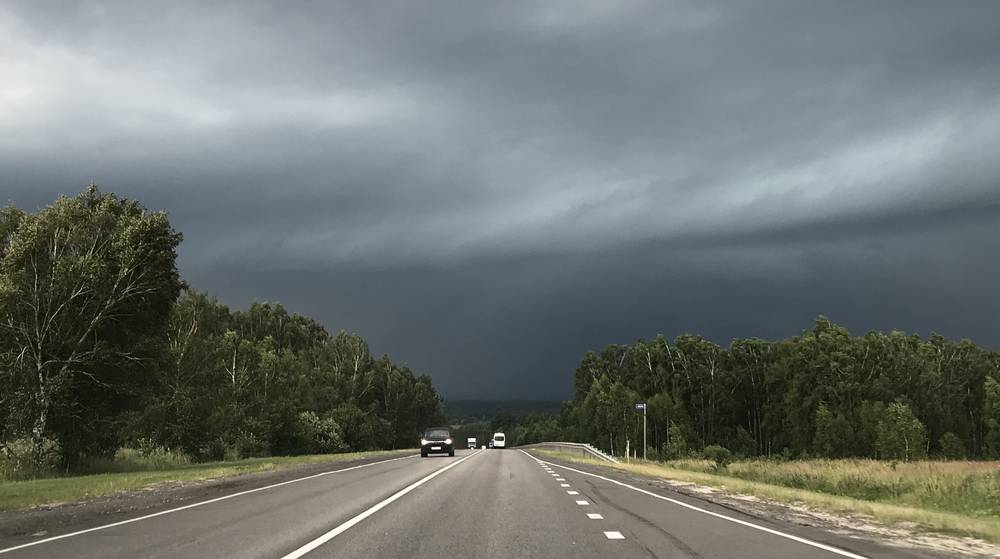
<box><xmin>0</xmin><ymin>448</ymin><xmax>944</xmax><ymax>558</ymax></box>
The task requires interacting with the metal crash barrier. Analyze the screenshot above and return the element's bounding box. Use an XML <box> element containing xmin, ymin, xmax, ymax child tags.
<box><xmin>521</xmin><ymin>442</ymin><xmax>619</xmax><ymax>463</ymax></box>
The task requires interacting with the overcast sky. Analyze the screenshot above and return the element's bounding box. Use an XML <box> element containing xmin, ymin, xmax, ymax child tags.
<box><xmin>3</xmin><ymin>1</ymin><xmax>999</xmax><ymax>399</ymax></box>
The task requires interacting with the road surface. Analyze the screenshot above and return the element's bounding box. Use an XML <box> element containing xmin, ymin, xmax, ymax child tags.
<box><xmin>0</xmin><ymin>448</ymin><xmax>941</xmax><ymax>558</ymax></box>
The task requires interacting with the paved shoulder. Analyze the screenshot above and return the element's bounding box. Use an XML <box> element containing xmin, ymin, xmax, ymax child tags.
<box><xmin>0</xmin><ymin>452</ymin><xmax>441</xmax><ymax>558</ymax></box>
<box><xmin>526</xmin><ymin>451</ymin><xmax>950</xmax><ymax>559</ymax></box>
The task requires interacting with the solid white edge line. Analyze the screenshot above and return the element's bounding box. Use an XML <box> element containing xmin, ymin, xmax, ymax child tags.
<box><xmin>0</xmin><ymin>453</ymin><xmax>418</xmax><ymax>556</ymax></box>
<box><xmin>520</xmin><ymin>450</ymin><xmax>869</xmax><ymax>559</ymax></box>
<box><xmin>281</xmin><ymin>449</ymin><xmax>482</xmax><ymax>559</ymax></box>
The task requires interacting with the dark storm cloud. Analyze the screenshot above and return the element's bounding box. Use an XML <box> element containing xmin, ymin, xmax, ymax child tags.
<box><xmin>3</xmin><ymin>1</ymin><xmax>999</xmax><ymax>398</ymax></box>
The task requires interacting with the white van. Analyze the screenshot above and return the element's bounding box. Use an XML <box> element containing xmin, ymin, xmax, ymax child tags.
<box><xmin>492</xmin><ymin>432</ymin><xmax>506</xmax><ymax>449</ymax></box>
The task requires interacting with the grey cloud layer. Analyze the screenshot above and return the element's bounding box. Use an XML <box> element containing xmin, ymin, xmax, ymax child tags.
<box><xmin>3</xmin><ymin>1</ymin><xmax>999</xmax><ymax>397</ymax></box>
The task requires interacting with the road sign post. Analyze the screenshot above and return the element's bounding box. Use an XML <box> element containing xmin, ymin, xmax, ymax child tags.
<box><xmin>636</xmin><ymin>403</ymin><xmax>646</xmax><ymax>460</ymax></box>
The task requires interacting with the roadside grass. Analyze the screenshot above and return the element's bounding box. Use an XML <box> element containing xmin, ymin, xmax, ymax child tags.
<box><xmin>533</xmin><ymin>450</ymin><xmax>1000</xmax><ymax>544</ymax></box>
<box><xmin>74</xmin><ymin>447</ymin><xmax>193</xmax><ymax>474</ymax></box>
<box><xmin>0</xmin><ymin>449</ymin><xmax>415</xmax><ymax>511</ymax></box>
<box><xmin>663</xmin><ymin>457</ymin><xmax>1000</xmax><ymax>519</ymax></box>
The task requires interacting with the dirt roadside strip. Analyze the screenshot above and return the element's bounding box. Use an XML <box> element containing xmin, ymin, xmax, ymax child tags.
<box><xmin>0</xmin><ymin>450</ymin><xmax>416</xmax><ymax>543</ymax></box>
<box><xmin>527</xmin><ymin>449</ymin><xmax>1000</xmax><ymax>559</ymax></box>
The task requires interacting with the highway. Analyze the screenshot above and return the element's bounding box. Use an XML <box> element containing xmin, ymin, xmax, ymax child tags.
<box><xmin>0</xmin><ymin>449</ymin><xmax>938</xmax><ymax>558</ymax></box>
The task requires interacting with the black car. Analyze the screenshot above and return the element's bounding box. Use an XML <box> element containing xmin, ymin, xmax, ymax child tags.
<box><xmin>420</xmin><ymin>428</ymin><xmax>454</xmax><ymax>457</ymax></box>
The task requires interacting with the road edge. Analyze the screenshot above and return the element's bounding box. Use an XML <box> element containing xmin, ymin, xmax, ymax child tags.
<box><xmin>0</xmin><ymin>452</ymin><xmax>417</xmax><ymax>555</ymax></box>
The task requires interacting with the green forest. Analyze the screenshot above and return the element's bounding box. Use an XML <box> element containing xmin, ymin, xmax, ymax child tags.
<box><xmin>5</xmin><ymin>187</ymin><xmax>999</xmax><ymax>483</ymax></box>
<box><xmin>0</xmin><ymin>187</ymin><xmax>445</xmax><ymax>479</ymax></box>
<box><xmin>511</xmin><ymin>319</ymin><xmax>1000</xmax><ymax>461</ymax></box>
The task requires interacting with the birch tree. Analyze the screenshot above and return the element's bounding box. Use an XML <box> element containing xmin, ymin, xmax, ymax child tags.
<box><xmin>0</xmin><ymin>186</ymin><xmax>182</xmax><ymax>457</ymax></box>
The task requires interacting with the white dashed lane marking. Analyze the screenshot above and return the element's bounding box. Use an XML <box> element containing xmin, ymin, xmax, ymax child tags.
<box><xmin>536</xmin><ymin>455</ymin><xmax>624</xmax><ymax>542</ymax></box>
<box><xmin>524</xmin><ymin>451</ymin><xmax>871</xmax><ymax>559</ymax></box>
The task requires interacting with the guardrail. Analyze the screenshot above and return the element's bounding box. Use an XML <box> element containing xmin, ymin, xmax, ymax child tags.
<box><xmin>521</xmin><ymin>442</ymin><xmax>619</xmax><ymax>464</ymax></box>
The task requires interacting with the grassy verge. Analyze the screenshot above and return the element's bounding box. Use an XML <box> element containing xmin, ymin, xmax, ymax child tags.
<box><xmin>534</xmin><ymin>450</ymin><xmax>1000</xmax><ymax>544</ymax></box>
<box><xmin>661</xmin><ymin>457</ymin><xmax>1000</xmax><ymax>518</ymax></box>
<box><xmin>0</xmin><ymin>449</ymin><xmax>414</xmax><ymax>511</ymax></box>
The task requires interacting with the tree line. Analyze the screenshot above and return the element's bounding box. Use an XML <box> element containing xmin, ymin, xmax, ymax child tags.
<box><xmin>1</xmin><ymin>187</ymin><xmax>444</xmax><ymax>476</ymax></box>
<box><xmin>513</xmin><ymin>317</ymin><xmax>1000</xmax><ymax>461</ymax></box>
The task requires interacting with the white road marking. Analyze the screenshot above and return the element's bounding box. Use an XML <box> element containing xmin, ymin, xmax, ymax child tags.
<box><xmin>560</xmin><ymin>483</ymin><xmax>571</xmax><ymax>487</ymax></box>
<box><xmin>0</xmin><ymin>453</ymin><xmax>419</xmax><ymax>556</ymax></box>
<box><xmin>588</xmin><ymin>513</ymin><xmax>604</xmax><ymax>519</ymax></box>
<box><xmin>604</xmin><ymin>531</ymin><xmax>625</xmax><ymax>540</ymax></box>
<box><xmin>576</xmin><ymin>500</ymin><xmax>590</xmax><ymax>505</ymax></box>
<box><xmin>567</xmin><ymin>490</ymin><xmax>579</xmax><ymax>495</ymax></box>
<box><xmin>281</xmin><ymin>450</ymin><xmax>482</xmax><ymax>559</ymax></box>
<box><xmin>520</xmin><ymin>450</ymin><xmax>870</xmax><ymax>559</ymax></box>
<box><xmin>556</xmin><ymin>478</ymin><xmax>566</xmax><ymax>481</ymax></box>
